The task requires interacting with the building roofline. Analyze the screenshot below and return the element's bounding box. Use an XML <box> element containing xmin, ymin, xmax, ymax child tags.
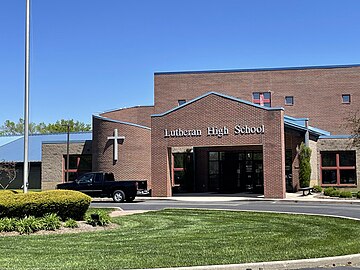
<box><xmin>98</xmin><ymin>105</ymin><xmax>154</xmax><ymax>115</ymax></box>
<box><xmin>42</xmin><ymin>140</ymin><xmax>90</xmax><ymax>144</ymax></box>
<box><xmin>155</xmin><ymin>63</ymin><xmax>360</xmax><ymax>75</ymax></box>
<box><xmin>152</xmin><ymin>91</ymin><xmax>284</xmax><ymax>117</ymax></box>
<box><xmin>93</xmin><ymin>114</ymin><xmax>151</xmax><ymax>130</ymax></box>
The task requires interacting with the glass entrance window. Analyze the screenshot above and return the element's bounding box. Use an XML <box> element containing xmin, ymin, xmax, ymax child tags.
<box><xmin>63</xmin><ymin>154</ymin><xmax>92</xmax><ymax>182</ymax></box>
<box><xmin>321</xmin><ymin>151</ymin><xmax>356</xmax><ymax>186</ymax></box>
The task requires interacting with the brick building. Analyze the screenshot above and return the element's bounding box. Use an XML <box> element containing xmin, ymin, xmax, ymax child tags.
<box><xmin>36</xmin><ymin>64</ymin><xmax>359</xmax><ymax>198</ymax></box>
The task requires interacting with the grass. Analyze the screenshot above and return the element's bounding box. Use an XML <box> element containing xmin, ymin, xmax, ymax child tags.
<box><xmin>0</xmin><ymin>209</ymin><xmax>360</xmax><ymax>269</ymax></box>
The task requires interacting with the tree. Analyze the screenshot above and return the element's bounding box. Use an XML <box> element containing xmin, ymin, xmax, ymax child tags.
<box><xmin>347</xmin><ymin>110</ymin><xmax>360</xmax><ymax>148</ymax></box>
<box><xmin>298</xmin><ymin>142</ymin><xmax>312</xmax><ymax>188</ymax></box>
<box><xmin>0</xmin><ymin>161</ymin><xmax>17</xmax><ymax>189</ymax></box>
<box><xmin>0</xmin><ymin>119</ymin><xmax>91</xmax><ymax>135</ymax></box>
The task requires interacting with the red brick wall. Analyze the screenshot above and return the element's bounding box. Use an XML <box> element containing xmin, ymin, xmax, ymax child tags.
<box><xmin>154</xmin><ymin>66</ymin><xmax>360</xmax><ymax>134</ymax></box>
<box><xmin>92</xmin><ymin>117</ymin><xmax>151</xmax><ymax>186</ymax></box>
<box><xmin>100</xmin><ymin>106</ymin><xmax>154</xmax><ymax>128</ymax></box>
<box><xmin>151</xmin><ymin>93</ymin><xmax>285</xmax><ymax>198</ymax></box>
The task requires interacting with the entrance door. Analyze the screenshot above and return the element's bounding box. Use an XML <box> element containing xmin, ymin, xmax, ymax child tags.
<box><xmin>172</xmin><ymin>152</ymin><xmax>194</xmax><ymax>193</ymax></box>
<box><xmin>208</xmin><ymin>150</ymin><xmax>264</xmax><ymax>194</ymax></box>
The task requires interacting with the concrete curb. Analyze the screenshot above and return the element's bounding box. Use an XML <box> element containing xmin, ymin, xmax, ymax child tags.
<box><xmin>137</xmin><ymin>254</ymin><xmax>360</xmax><ymax>270</ymax></box>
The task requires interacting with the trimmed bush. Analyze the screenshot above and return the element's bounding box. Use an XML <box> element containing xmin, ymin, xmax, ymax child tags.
<box><xmin>357</xmin><ymin>191</ymin><xmax>360</xmax><ymax>199</ymax></box>
<box><xmin>312</xmin><ymin>185</ymin><xmax>322</xmax><ymax>193</ymax></box>
<box><xmin>324</xmin><ymin>187</ymin><xmax>336</xmax><ymax>196</ymax></box>
<box><xmin>0</xmin><ymin>190</ymin><xmax>91</xmax><ymax>220</ymax></box>
<box><xmin>339</xmin><ymin>191</ymin><xmax>353</xmax><ymax>198</ymax></box>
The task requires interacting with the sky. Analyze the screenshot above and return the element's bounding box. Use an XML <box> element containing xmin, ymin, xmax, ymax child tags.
<box><xmin>1</xmin><ymin>0</ymin><xmax>360</xmax><ymax>126</ymax></box>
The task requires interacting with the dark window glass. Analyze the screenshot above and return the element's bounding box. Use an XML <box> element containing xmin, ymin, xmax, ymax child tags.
<box><xmin>178</xmin><ymin>99</ymin><xmax>186</xmax><ymax>106</ymax></box>
<box><xmin>263</xmin><ymin>92</ymin><xmax>271</xmax><ymax>99</ymax></box>
<box><xmin>252</xmin><ymin>92</ymin><xmax>260</xmax><ymax>99</ymax></box>
<box><xmin>77</xmin><ymin>173</ymin><xmax>93</xmax><ymax>184</ymax></box>
<box><xmin>263</xmin><ymin>102</ymin><xmax>271</xmax><ymax>107</ymax></box>
<box><xmin>78</xmin><ymin>155</ymin><xmax>92</xmax><ymax>171</ymax></box>
<box><xmin>209</xmin><ymin>152</ymin><xmax>219</xmax><ymax>161</ymax></box>
<box><xmin>339</xmin><ymin>152</ymin><xmax>356</xmax><ymax>167</ymax></box>
<box><xmin>238</xmin><ymin>153</ymin><xmax>245</xmax><ymax>160</ymax></box>
<box><xmin>67</xmin><ymin>156</ymin><xmax>78</xmax><ymax>169</ymax></box>
<box><xmin>342</xmin><ymin>94</ymin><xmax>350</xmax><ymax>104</ymax></box>
<box><xmin>253</xmin><ymin>152</ymin><xmax>262</xmax><ymax>160</ymax></box>
<box><xmin>340</xmin><ymin>170</ymin><xmax>356</xmax><ymax>184</ymax></box>
<box><xmin>322</xmin><ymin>170</ymin><xmax>337</xmax><ymax>184</ymax></box>
<box><xmin>174</xmin><ymin>170</ymin><xmax>185</xmax><ymax>185</ymax></box>
<box><xmin>174</xmin><ymin>153</ymin><xmax>186</xmax><ymax>168</ymax></box>
<box><xmin>67</xmin><ymin>172</ymin><xmax>78</xmax><ymax>182</ymax></box>
<box><xmin>246</xmin><ymin>152</ymin><xmax>253</xmax><ymax>160</ymax></box>
<box><xmin>209</xmin><ymin>162</ymin><xmax>219</xmax><ymax>175</ymax></box>
<box><xmin>285</xmin><ymin>96</ymin><xmax>294</xmax><ymax>105</ymax></box>
<box><xmin>321</xmin><ymin>152</ymin><xmax>336</xmax><ymax>167</ymax></box>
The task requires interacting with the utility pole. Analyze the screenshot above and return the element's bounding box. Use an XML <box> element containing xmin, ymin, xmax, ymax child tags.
<box><xmin>23</xmin><ymin>0</ymin><xmax>31</xmax><ymax>193</ymax></box>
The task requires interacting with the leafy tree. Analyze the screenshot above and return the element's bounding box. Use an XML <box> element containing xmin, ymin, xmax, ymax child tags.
<box><xmin>347</xmin><ymin>110</ymin><xmax>360</xmax><ymax>148</ymax></box>
<box><xmin>298</xmin><ymin>142</ymin><xmax>312</xmax><ymax>188</ymax></box>
<box><xmin>0</xmin><ymin>119</ymin><xmax>91</xmax><ymax>135</ymax></box>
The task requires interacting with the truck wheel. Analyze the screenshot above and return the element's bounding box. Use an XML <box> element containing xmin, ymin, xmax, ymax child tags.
<box><xmin>126</xmin><ymin>196</ymin><xmax>135</xmax><ymax>202</ymax></box>
<box><xmin>113</xmin><ymin>190</ymin><xmax>125</xmax><ymax>203</ymax></box>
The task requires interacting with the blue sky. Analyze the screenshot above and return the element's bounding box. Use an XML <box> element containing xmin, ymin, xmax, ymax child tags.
<box><xmin>1</xmin><ymin>0</ymin><xmax>360</xmax><ymax>126</ymax></box>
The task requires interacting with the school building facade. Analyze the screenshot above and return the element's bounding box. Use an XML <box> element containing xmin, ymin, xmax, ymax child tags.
<box><xmin>39</xmin><ymin>64</ymin><xmax>359</xmax><ymax>199</ymax></box>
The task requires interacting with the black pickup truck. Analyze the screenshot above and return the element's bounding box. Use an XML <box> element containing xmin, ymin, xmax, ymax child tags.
<box><xmin>56</xmin><ymin>172</ymin><xmax>138</xmax><ymax>203</ymax></box>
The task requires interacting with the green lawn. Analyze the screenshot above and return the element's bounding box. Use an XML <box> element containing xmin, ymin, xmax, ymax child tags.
<box><xmin>1</xmin><ymin>209</ymin><xmax>360</xmax><ymax>270</ymax></box>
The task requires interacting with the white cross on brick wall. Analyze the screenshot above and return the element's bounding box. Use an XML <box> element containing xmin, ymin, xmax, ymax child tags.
<box><xmin>107</xmin><ymin>128</ymin><xmax>125</xmax><ymax>162</ymax></box>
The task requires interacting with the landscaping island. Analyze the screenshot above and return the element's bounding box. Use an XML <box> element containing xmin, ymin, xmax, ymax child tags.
<box><xmin>0</xmin><ymin>208</ymin><xmax>360</xmax><ymax>269</ymax></box>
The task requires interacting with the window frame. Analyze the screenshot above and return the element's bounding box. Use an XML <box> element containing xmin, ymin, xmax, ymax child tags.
<box><xmin>252</xmin><ymin>92</ymin><xmax>271</xmax><ymax>107</ymax></box>
<box><xmin>342</xmin><ymin>94</ymin><xmax>351</xmax><ymax>104</ymax></box>
<box><xmin>320</xmin><ymin>151</ymin><xmax>357</xmax><ymax>187</ymax></box>
<box><xmin>285</xmin><ymin>96</ymin><xmax>294</xmax><ymax>106</ymax></box>
<box><xmin>63</xmin><ymin>154</ymin><xmax>92</xmax><ymax>182</ymax></box>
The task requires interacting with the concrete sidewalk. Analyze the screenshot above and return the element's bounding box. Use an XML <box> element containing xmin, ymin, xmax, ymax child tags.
<box><xmin>137</xmin><ymin>192</ymin><xmax>360</xmax><ymax>204</ymax></box>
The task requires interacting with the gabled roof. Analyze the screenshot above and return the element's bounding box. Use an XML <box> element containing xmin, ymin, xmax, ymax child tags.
<box><xmin>0</xmin><ymin>132</ymin><xmax>92</xmax><ymax>162</ymax></box>
<box><xmin>152</xmin><ymin>91</ymin><xmax>330</xmax><ymax>137</ymax></box>
<box><xmin>152</xmin><ymin>91</ymin><xmax>284</xmax><ymax>118</ymax></box>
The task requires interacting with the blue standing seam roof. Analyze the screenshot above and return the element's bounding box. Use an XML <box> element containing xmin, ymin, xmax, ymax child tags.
<box><xmin>0</xmin><ymin>132</ymin><xmax>92</xmax><ymax>162</ymax></box>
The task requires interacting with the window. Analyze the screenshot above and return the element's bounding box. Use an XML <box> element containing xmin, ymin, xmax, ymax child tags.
<box><xmin>63</xmin><ymin>154</ymin><xmax>92</xmax><ymax>181</ymax></box>
<box><xmin>321</xmin><ymin>151</ymin><xmax>356</xmax><ymax>186</ymax></box>
<box><xmin>285</xmin><ymin>96</ymin><xmax>294</xmax><ymax>106</ymax></box>
<box><xmin>342</xmin><ymin>94</ymin><xmax>351</xmax><ymax>104</ymax></box>
<box><xmin>178</xmin><ymin>99</ymin><xmax>186</xmax><ymax>106</ymax></box>
<box><xmin>252</xmin><ymin>92</ymin><xmax>271</xmax><ymax>107</ymax></box>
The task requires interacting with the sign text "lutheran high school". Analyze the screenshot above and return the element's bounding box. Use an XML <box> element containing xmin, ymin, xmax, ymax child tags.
<box><xmin>164</xmin><ymin>125</ymin><xmax>265</xmax><ymax>138</ymax></box>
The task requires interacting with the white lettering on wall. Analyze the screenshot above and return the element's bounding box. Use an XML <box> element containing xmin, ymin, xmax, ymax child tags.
<box><xmin>207</xmin><ymin>126</ymin><xmax>229</xmax><ymax>138</ymax></box>
<box><xmin>234</xmin><ymin>125</ymin><xmax>265</xmax><ymax>135</ymax></box>
<box><xmin>164</xmin><ymin>128</ymin><xmax>202</xmax><ymax>138</ymax></box>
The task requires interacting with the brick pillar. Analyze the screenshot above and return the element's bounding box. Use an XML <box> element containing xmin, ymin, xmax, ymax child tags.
<box><xmin>263</xmin><ymin>111</ymin><xmax>286</xmax><ymax>199</ymax></box>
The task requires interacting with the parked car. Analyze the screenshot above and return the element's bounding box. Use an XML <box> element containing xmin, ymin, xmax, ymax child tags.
<box><xmin>56</xmin><ymin>172</ymin><xmax>139</xmax><ymax>202</ymax></box>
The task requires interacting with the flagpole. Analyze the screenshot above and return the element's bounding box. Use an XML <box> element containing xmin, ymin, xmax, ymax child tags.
<box><xmin>23</xmin><ymin>0</ymin><xmax>30</xmax><ymax>193</ymax></box>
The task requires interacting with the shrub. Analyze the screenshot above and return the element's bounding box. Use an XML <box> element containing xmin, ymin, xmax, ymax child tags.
<box><xmin>40</xmin><ymin>213</ymin><xmax>61</xmax><ymax>231</ymax></box>
<box><xmin>329</xmin><ymin>190</ymin><xmax>341</xmax><ymax>197</ymax></box>
<box><xmin>298</xmin><ymin>143</ymin><xmax>312</xmax><ymax>188</ymax></box>
<box><xmin>86</xmin><ymin>210</ymin><xmax>111</xmax><ymax>227</ymax></box>
<box><xmin>340</xmin><ymin>191</ymin><xmax>353</xmax><ymax>198</ymax></box>
<box><xmin>0</xmin><ymin>217</ymin><xmax>17</xmax><ymax>232</ymax></box>
<box><xmin>357</xmin><ymin>191</ymin><xmax>360</xmax><ymax>199</ymax></box>
<box><xmin>324</xmin><ymin>187</ymin><xmax>336</xmax><ymax>196</ymax></box>
<box><xmin>0</xmin><ymin>190</ymin><xmax>91</xmax><ymax>220</ymax></box>
<box><xmin>64</xmin><ymin>218</ymin><xmax>79</xmax><ymax>228</ymax></box>
<box><xmin>15</xmin><ymin>216</ymin><xmax>42</xmax><ymax>234</ymax></box>
<box><xmin>312</xmin><ymin>185</ymin><xmax>322</xmax><ymax>193</ymax></box>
